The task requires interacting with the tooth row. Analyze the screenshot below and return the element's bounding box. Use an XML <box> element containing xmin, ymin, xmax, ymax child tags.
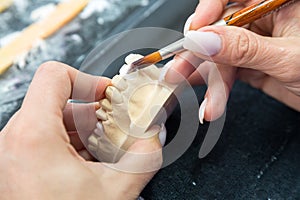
<box><xmin>88</xmin><ymin>122</ymin><xmax>105</xmax><ymax>153</ymax></box>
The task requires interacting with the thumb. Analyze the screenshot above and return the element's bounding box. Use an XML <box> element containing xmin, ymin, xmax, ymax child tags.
<box><xmin>183</xmin><ymin>26</ymin><xmax>288</xmax><ymax>73</ymax></box>
<box><xmin>99</xmin><ymin>125</ymin><xmax>164</xmax><ymax>197</ymax></box>
<box><xmin>112</xmin><ymin>125</ymin><xmax>163</xmax><ymax>174</ymax></box>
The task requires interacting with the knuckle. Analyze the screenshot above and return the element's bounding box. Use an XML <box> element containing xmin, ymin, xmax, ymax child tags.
<box><xmin>228</xmin><ymin>29</ymin><xmax>258</xmax><ymax>66</ymax></box>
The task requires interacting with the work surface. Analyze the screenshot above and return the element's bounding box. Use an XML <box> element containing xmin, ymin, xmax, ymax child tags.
<box><xmin>143</xmin><ymin>82</ymin><xmax>300</xmax><ymax>199</ymax></box>
<box><xmin>0</xmin><ymin>0</ymin><xmax>299</xmax><ymax>199</ymax></box>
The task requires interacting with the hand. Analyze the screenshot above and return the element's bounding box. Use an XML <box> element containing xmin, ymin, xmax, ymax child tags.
<box><xmin>164</xmin><ymin>0</ymin><xmax>300</xmax><ymax>123</ymax></box>
<box><xmin>0</xmin><ymin>62</ymin><xmax>163</xmax><ymax>200</ymax></box>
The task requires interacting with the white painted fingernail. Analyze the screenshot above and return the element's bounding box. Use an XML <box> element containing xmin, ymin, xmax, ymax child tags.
<box><xmin>183</xmin><ymin>13</ymin><xmax>195</xmax><ymax>35</ymax></box>
<box><xmin>199</xmin><ymin>98</ymin><xmax>208</xmax><ymax>124</ymax></box>
<box><xmin>159</xmin><ymin>60</ymin><xmax>175</xmax><ymax>82</ymax></box>
<box><xmin>158</xmin><ymin>124</ymin><xmax>167</xmax><ymax>146</ymax></box>
<box><xmin>184</xmin><ymin>31</ymin><xmax>222</xmax><ymax>56</ymax></box>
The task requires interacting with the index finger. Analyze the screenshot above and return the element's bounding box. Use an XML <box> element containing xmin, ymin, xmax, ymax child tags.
<box><xmin>190</xmin><ymin>0</ymin><xmax>261</xmax><ymax>30</ymax></box>
<box><xmin>190</xmin><ymin>0</ymin><xmax>229</xmax><ymax>30</ymax></box>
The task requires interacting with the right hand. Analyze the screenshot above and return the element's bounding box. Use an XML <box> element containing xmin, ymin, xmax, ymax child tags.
<box><xmin>164</xmin><ymin>0</ymin><xmax>300</xmax><ymax>123</ymax></box>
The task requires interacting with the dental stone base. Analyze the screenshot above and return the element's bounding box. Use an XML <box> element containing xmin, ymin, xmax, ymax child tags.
<box><xmin>88</xmin><ymin>54</ymin><xmax>177</xmax><ymax>163</ymax></box>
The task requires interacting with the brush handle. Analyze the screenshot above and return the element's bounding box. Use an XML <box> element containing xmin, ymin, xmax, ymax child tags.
<box><xmin>130</xmin><ymin>0</ymin><xmax>296</xmax><ymax>71</ymax></box>
<box><xmin>162</xmin><ymin>0</ymin><xmax>295</xmax><ymax>58</ymax></box>
<box><xmin>221</xmin><ymin>0</ymin><xmax>295</xmax><ymax>26</ymax></box>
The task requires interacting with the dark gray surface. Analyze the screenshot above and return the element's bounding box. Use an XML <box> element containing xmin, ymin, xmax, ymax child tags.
<box><xmin>142</xmin><ymin>82</ymin><xmax>300</xmax><ymax>200</ymax></box>
<box><xmin>0</xmin><ymin>0</ymin><xmax>299</xmax><ymax>199</ymax></box>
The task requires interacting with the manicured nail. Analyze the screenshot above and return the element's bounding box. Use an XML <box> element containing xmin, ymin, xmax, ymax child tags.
<box><xmin>199</xmin><ymin>98</ymin><xmax>208</xmax><ymax>124</ymax></box>
<box><xmin>158</xmin><ymin>124</ymin><xmax>167</xmax><ymax>146</ymax></box>
<box><xmin>159</xmin><ymin>60</ymin><xmax>175</xmax><ymax>82</ymax></box>
<box><xmin>184</xmin><ymin>31</ymin><xmax>222</xmax><ymax>56</ymax></box>
<box><xmin>183</xmin><ymin>13</ymin><xmax>195</xmax><ymax>35</ymax></box>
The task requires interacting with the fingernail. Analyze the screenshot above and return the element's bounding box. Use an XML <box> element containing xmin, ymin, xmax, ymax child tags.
<box><xmin>163</xmin><ymin>60</ymin><xmax>187</xmax><ymax>84</ymax></box>
<box><xmin>159</xmin><ymin>60</ymin><xmax>175</xmax><ymax>82</ymax></box>
<box><xmin>184</xmin><ymin>31</ymin><xmax>222</xmax><ymax>56</ymax></box>
<box><xmin>158</xmin><ymin>124</ymin><xmax>167</xmax><ymax>146</ymax></box>
<box><xmin>183</xmin><ymin>13</ymin><xmax>195</xmax><ymax>35</ymax></box>
<box><xmin>199</xmin><ymin>98</ymin><xmax>208</xmax><ymax>124</ymax></box>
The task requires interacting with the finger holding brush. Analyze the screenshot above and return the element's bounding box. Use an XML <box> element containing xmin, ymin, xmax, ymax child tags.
<box><xmin>164</xmin><ymin>0</ymin><xmax>300</xmax><ymax>123</ymax></box>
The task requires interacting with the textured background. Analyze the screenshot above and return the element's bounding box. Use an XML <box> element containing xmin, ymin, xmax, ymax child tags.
<box><xmin>0</xmin><ymin>0</ymin><xmax>299</xmax><ymax>199</ymax></box>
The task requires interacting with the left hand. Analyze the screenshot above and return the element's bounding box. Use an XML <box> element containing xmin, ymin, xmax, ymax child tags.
<box><xmin>0</xmin><ymin>61</ymin><xmax>163</xmax><ymax>200</ymax></box>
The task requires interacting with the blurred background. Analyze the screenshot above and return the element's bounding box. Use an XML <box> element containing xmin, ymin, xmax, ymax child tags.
<box><xmin>0</xmin><ymin>0</ymin><xmax>299</xmax><ymax>199</ymax></box>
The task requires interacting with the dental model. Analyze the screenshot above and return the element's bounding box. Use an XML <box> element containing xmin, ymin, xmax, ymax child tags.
<box><xmin>87</xmin><ymin>54</ymin><xmax>178</xmax><ymax>163</ymax></box>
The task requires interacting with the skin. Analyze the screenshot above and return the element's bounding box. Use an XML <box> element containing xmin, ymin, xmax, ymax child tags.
<box><xmin>0</xmin><ymin>61</ymin><xmax>162</xmax><ymax>200</ymax></box>
<box><xmin>166</xmin><ymin>0</ymin><xmax>300</xmax><ymax>122</ymax></box>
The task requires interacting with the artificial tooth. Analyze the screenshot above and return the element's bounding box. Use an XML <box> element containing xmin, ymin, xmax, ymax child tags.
<box><xmin>96</xmin><ymin>108</ymin><xmax>108</xmax><ymax>121</ymax></box>
<box><xmin>105</xmin><ymin>86</ymin><xmax>123</xmax><ymax>104</ymax></box>
<box><xmin>112</xmin><ymin>75</ymin><xmax>127</xmax><ymax>90</ymax></box>
<box><xmin>88</xmin><ymin>134</ymin><xmax>98</xmax><ymax>146</ymax></box>
<box><xmin>94</xmin><ymin>128</ymin><xmax>103</xmax><ymax>137</ymax></box>
<box><xmin>96</xmin><ymin>122</ymin><xmax>104</xmax><ymax>132</ymax></box>
<box><xmin>140</xmin><ymin>66</ymin><xmax>160</xmax><ymax>80</ymax></box>
<box><xmin>88</xmin><ymin>144</ymin><xmax>97</xmax><ymax>152</ymax></box>
<box><xmin>100</xmin><ymin>99</ymin><xmax>112</xmax><ymax>111</ymax></box>
<box><xmin>94</xmin><ymin>122</ymin><xmax>104</xmax><ymax>136</ymax></box>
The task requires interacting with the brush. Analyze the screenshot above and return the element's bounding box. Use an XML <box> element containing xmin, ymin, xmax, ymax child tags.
<box><xmin>129</xmin><ymin>0</ymin><xmax>295</xmax><ymax>73</ymax></box>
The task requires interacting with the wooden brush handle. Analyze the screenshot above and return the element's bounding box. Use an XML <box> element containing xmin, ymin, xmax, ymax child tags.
<box><xmin>223</xmin><ymin>0</ymin><xmax>295</xmax><ymax>26</ymax></box>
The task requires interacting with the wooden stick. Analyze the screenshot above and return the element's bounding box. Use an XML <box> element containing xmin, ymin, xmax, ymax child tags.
<box><xmin>0</xmin><ymin>0</ymin><xmax>89</xmax><ymax>75</ymax></box>
<box><xmin>0</xmin><ymin>0</ymin><xmax>12</xmax><ymax>13</ymax></box>
<box><xmin>131</xmin><ymin>0</ymin><xmax>295</xmax><ymax>71</ymax></box>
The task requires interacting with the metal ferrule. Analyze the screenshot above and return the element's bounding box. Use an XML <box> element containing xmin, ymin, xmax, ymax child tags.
<box><xmin>158</xmin><ymin>38</ymin><xmax>185</xmax><ymax>60</ymax></box>
<box><xmin>213</xmin><ymin>19</ymin><xmax>227</xmax><ymax>26</ymax></box>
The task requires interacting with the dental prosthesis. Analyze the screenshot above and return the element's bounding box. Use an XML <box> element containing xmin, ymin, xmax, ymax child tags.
<box><xmin>87</xmin><ymin>54</ymin><xmax>177</xmax><ymax>163</ymax></box>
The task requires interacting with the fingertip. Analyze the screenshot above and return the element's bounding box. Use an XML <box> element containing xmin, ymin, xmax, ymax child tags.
<box><xmin>128</xmin><ymin>136</ymin><xmax>162</xmax><ymax>154</ymax></box>
<box><xmin>203</xmin><ymin>90</ymin><xmax>227</xmax><ymax>122</ymax></box>
<box><xmin>95</xmin><ymin>76</ymin><xmax>111</xmax><ymax>100</ymax></box>
<box><xmin>184</xmin><ymin>13</ymin><xmax>195</xmax><ymax>35</ymax></box>
<box><xmin>190</xmin><ymin>3</ymin><xmax>206</xmax><ymax>30</ymax></box>
<box><xmin>190</xmin><ymin>0</ymin><xmax>226</xmax><ymax>30</ymax></box>
<box><xmin>164</xmin><ymin>63</ymin><xmax>185</xmax><ymax>84</ymax></box>
<box><xmin>164</xmin><ymin>52</ymin><xmax>203</xmax><ymax>84</ymax></box>
<box><xmin>159</xmin><ymin>60</ymin><xmax>175</xmax><ymax>82</ymax></box>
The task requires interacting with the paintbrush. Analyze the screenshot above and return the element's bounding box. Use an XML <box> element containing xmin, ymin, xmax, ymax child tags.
<box><xmin>129</xmin><ymin>0</ymin><xmax>295</xmax><ymax>73</ymax></box>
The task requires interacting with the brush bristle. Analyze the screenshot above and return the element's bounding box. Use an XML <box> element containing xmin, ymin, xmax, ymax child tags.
<box><xmin>132</xmin><ymin>52</ymin><xmax>162</xmax><ymax>67</ymax></box>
